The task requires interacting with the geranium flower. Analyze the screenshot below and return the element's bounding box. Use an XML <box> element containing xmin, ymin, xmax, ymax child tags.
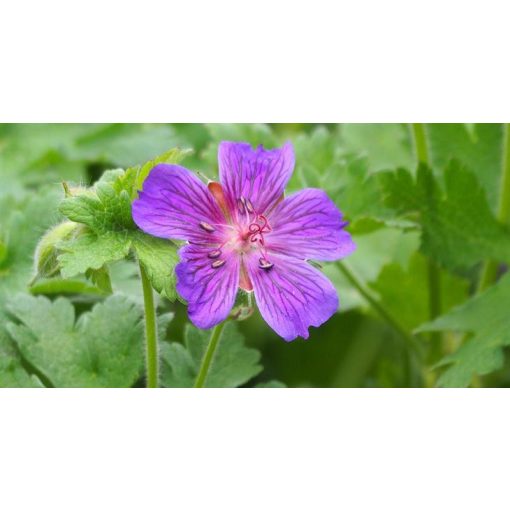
<box><xmin>132</xmin><ymin>141</ymin><xmax>355</xmax><ymax>341</ymax></box>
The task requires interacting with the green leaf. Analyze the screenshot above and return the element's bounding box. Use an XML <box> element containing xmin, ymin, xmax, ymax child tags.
<box><xmin>57</xmin><ymin>231</ymin><xmax>131</xmax><ymax>278</ymax></box>
<box><xmin>0</xmin><ymin>188</ymin><xmax>62</xmax><ymax>307</ymax></box>
<box><xmin>255</xmin><ymin>380</ymin><xmax>287</xmax><ymax>388</ymax></box>
<box><xmin>380</xmin><ymin>161</ymin><xmax>510</xmax><ymax>270</ymax></box>
<box><xmin>160</xmin><ymin>322</ymin><xmax>262</xmax><ymax>387</ymax></box>
<box><xmin>70</xmin><ymin>124</ymin><xmax>181</xmax><ymax>168</ymax></box>
<box><xmin>0</xmin><ymin>124</ymin><xmax>101</xmax><ymax>196</ymax></box>
<box><xmin>29</xmin><ymin>277</ymin><xmax>106</xmax><ymax>297</ymax></box>
<box><xmin>132</xmin><ymin>233</ymin><xmax>180</xmax><ymax>301</ymax></box>
<box><xmin>59</xmin><ymin>180</ymin><xmax>134</xmax><ymax>233</ymax></box>
<box><xmin>0</xmin><ymin>320</ymin><xmax>40</xmax><ymax>387</ymax></box>
<box><xmin>371</xmin><ymin>252</ymin><xmax>469</xmax><ymax>331</ymax></box>
<box><xmin>323</xmin><ymin>227</ymin><xmax>420</xmax><ymax>312</ymax></box>
<box><xmin>134</xmin><ymin>147</ymin><xmax>192</xmax><ymax>192</ymax></box>
<box><xmin>425</xmin><ymin>123</ymin><xmax>504</xmax><ymax>210</ymax></box>
<box><xmin>416</xmin><ymin>273</ymin><xmax>510</xmax><ymax>387</ymax></box>
<box><xmin>6</xmin><ymin>294</ymin><xmax>144</xmax><ymax>387</ymax></box>
<box><xmin>340</xmin><ymin>123</ymin><xmax>414</xmax><ymax>172</ymax></box>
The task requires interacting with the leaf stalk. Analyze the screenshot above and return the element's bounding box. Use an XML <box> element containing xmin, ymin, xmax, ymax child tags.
<box><xmin>139</xmin><ymin>261</ymin><xmax>159</xmax><ymax>388</ymax></box>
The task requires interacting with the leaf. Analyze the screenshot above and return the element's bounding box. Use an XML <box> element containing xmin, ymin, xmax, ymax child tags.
<box><xmin>0</xmin><ymin>124</ymin><xmax>101</xmax><ymax>195</ymax></box>
<box><xmin>0</xmin><ymin>188</ymin><xmax>62</xmax><ymax>306</ymax></box>
<box><xmin>340</xmin><ymin>123</ymin><xmax>414</xmax><ymax>172</ymax></box>
<box><xmin>59</xmin><ymin>180</ymin><xmax>135</xmax><ymax>233</ymax></box>
<box><xmin>416</xmin><ymin>273</ymin><xmax>510</xmax><ymax>387</ymax></box>
<box><xmin>70</xmin><ymin>124</ymin><xmax>181</xmax><ymax>168</ymax></box>
<box><xmin>0</xmin><ymin>320</ymin><xmax>40</xmax><ymax>388</ymax></box>
<box><xmin>255</xmin><ymin>380</ymin><xmax>287</xmax><ymax>388</ymax></box>
<box><xmin>380</xmin><ymin>161</ymin><xmax>510</xmax><ymax>270</ymax></box>
<box><xmin>160</xmin><ymin>322</ymin><xmax>262</xmax><ymax>387</ymax></box>
<box><xmin>323</xmin><ymin>227</ymin><xmax>420</xmax><ymax>312</ymax></box>
<box><xmin>425</xmin><ymin>123</ymin><xmax>504</xmax><ymax>210</ymax></box>
<box><xmin>57</xmin><ymin>231</ymin><xmax>132</xmax><ymax>278</ymax></box>
<box><xmin>29</xmin><ymin>277</ymin><xmax>105</xmax><ymax>297</ymax></box>
<box><xmin>57</xmin><ymin>154</ymin><xmax>183</xmax><ymax>299</ymax></box>
<box><xmin>371</xmin><ymin>252</ymin><xmax>469</xmax><ymax>331</ymax></box>
<box><xmin>134</xmin><ymin>147</ymin><xmax>192</xmax><ymax>192</ymax></box>
<box><xmin>6</xmin><ymin>294</ymin><xmax>144</xmax><ymax>387</ymax></box>
<box><xmin>132</xmin><ymin>233</ymin><xmax>180</xmax><ymax>301</ymax></box>
<box><xmin>288</xmin><ymin>125</ymin><xmax>345</xmax><ymax>193</ymax></box>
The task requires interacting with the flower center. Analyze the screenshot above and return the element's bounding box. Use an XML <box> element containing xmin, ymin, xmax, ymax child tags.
<box><xmin>198</xmin><ymin>191</ymin><xmax>275</xmax><ymax>273</ymax></box>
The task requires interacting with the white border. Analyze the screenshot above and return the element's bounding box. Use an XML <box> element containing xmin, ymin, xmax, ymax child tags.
<box><xmin>0</xmin><ymin>389</ymin><xmax>508</xmax><ymax>509</ymax></box>
<box><xmin>2</xmin><ymin>1</ymin><xmax>510</xmax><ymax>121</ymax></box>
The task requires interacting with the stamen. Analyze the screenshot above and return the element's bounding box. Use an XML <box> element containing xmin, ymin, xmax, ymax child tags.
<box><xmin>237</xmin><ymin>198</ymin><xmax>246</xmax><ymax>214</ymax></box>
<box><xmin>258</xmin><ymin>257</ymin><xmax>274</xmax><ymax>270</ymax></box>
<box><xmin>199</xmin><ymin>221</ymin><xmax>215</xmax><ymax>233</ymax></box>
<box><xmin>211</xmin><ymin>259</ymin><xmax>226</xmax><ymax>269</ymax></box>
<box><xmin>208</xmin><ymin>249</ymin><xmax>222</xmax><ymax>259</ymax></box>
<box><xmin>245</xmin><ymin>198</ymin><xmax>255</xmax><ymax>214</ymax></box>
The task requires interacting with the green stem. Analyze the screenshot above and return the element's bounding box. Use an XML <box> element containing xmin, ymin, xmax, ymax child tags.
<box><xmin>477</xmin><ymin>123</ymin><xmax>510</xmax><ymax>292</ymax></box>
<box><xmin>411</xmin><ymin>123</ymin><xmax>429</xmax><ymax>165</ymax></box>
<box><xmin>140</xmin><ymin>262</ymin><xmax>159</xmax><ymax>388</ymax></box>
<box><xmin>411</xmin><ymin>123</ymin><xmax>442</xmax><ymax>356</ymax></box>
<box><xmin>337</xmin><ymin>261</ymin><xmax>422</xmax><ymax>357</ymax></box>
<box><xmin>194</xmin><ymin>321</ymin><xmax>227</xmax><ymax>388</ymax></box>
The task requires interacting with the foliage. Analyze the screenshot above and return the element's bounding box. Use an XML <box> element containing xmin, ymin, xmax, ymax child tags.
<box><xmin>1</xmin><ymin>123</ymin><xmax>510</xmax><ymax>388</ymax></box>
<box><xmin>160</xmin><ymin>322</ymin><xmax>263</xmax><ymax>388</ymax></box>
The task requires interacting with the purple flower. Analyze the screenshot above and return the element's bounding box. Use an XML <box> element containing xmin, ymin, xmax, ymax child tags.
<box><xmin>132</xmin><ymin>141</ymin><xmax>355</xmax><ymax>341</ymax></box>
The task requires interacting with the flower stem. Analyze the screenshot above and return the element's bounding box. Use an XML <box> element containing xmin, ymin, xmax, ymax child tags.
<box><xmin>477</xmin><ymin>123</ymin><xmax>510</xmax><ymax>293</ymax></box>
<box><xmin>337</xmin><ymin>261</ymin><xmax>422</xmax><ymax>357</ymax></box>
<box><xmin>410</xmin><ymin>123</ymin><xmax>442</xmax><ymax>357</ymax></box>
<box><xmin>194</xmin><ymin>321</ymin><xmax>227</xmax><ymax>388</ymax></box>
<box><xmin>139</xmin><ymin>262</ymin><xmax>159</xmax><ymax>388</ymax></box>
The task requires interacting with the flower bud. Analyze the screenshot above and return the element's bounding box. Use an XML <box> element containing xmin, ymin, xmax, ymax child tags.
<box><xmin>33</xmin><ymin>221</ymin><xmax>79</xmax><ymax>280</ymax></box>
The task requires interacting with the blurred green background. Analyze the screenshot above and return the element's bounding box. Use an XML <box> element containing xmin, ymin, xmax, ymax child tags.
<box><xmin>1</xmin><ymin>123</ymin><xmax>509</xmax><ymax>388</ymax></box>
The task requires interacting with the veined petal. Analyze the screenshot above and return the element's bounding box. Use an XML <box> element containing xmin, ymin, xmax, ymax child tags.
<box><xmin>176</xmin><ymin>244</ymin><xmax>240</xmax><ymax>329</ymax></box>
<box><xmin>132</xmin><ymin>164</ymin><xmax>227</xmax><ymax>243</ymax></box>
<box><xmin>245</xmin><ymin>252</ymin><xmax>339</xmax><ymax>341</ymax></box>
<box><xmin>266</xmin><ymin>188</ymin><xmax>356</xmax><ymax>261</ymax></box>
<box><xmin>218</xmin><ymin>141</ymin><xmax>294</xmax><ymax>217</ymax></box>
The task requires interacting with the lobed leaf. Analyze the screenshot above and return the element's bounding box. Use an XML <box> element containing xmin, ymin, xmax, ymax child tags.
<box><xmin>416</xmin><ymin>273</ymin><xmax>510</xmax><ymax>387</ymax></box>
<box><xmin>380</xmin><ymin>161</ymin><xmax>510</xmax><ymax>270</ymax></box>
<box><xmin>160</xmin><ymin>322</ymin><xmax>262</xmax><ymax>388</ymax></box>
<box><xmin>6</xmin><ymin>294</ymin><xmax>144</xmax><ymax>387</ymax></box>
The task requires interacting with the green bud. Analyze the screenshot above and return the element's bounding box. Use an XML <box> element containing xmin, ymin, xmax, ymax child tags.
<box><xmin>33</xmin><ymin>221</ymin><xmax>79</xmax><ymax>280</ymax></box>
<box><xmin>230</xmin><ymin>290</ymin><xmax>254</xmax><ymax>322</ymax></box>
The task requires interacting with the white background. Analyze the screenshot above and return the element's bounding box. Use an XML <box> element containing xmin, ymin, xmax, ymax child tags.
<box><xmin>1</xmin><ymin>1</ymin><xmax>510</xmax><ymax>508</ymax></box>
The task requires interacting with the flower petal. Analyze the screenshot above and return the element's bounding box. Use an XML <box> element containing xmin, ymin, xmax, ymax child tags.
<box><xmin>245</xmin><ymin>252</ymin><xmax>339</xmax><ymax>341</ymax></box>
<box><xmin>132</xmin><ymin>164</ymin><xmax>227</xmax><ymax>243</ymax></box>
<box><xmin>218</xmin><ymin>141</ymin><xmax>295</xmax><ymax>216</ymax></box>
<box><xmin>176</xmin><ymin>244</ymin><xmax>240</xmax><ymax>329</ymax></box>
<box><xmin>265</xmin><ymin>188</ymin><xmax>356</xmax><ymax>261</ymax></box>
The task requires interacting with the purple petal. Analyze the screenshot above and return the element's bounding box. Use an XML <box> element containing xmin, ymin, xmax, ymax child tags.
<box><xmin>218</xmin><ymin>141</ymin><xmax>295</xmax><ymax>217</ymax></box>
<box><xmin>266</xmin><ymin>188</ymin><xmax>356</xmax><ymax>261</ymax></box>
<box><xmin>132</xmin><ymin>164</ymin><xmax>227</xmax><ymax>242</ymax></box>
<box><xmin>176</xmin><ymin>244</ymin><xmax>240</xmax><ymax>329</ymax></box>
<box><xmin>245</xmin><ymin>252</ymin><xmax>339</xmax><ymax>341</ymax></box>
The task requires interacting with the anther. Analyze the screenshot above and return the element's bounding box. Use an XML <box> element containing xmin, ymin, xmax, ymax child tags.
<box><xmin>199</xmin><ymin>221</ymin><xmax>215</xmax><ymax>233</ymax></box>
<box><xmin>258</xmin><ymin>257</ymin><xmax>274</xmax><ymax>270</ymax></box>
<box><xmin>237</xmin><ymin>198</ymin><xmax>246</xmax><ymax>214</ymax></box>
<box><xmin>208</xmin><ymin>249</ymin><xmax>222</xmax><ymax>259</ymax></box>
<box><xmin>211</xmin><ymin>259</ymin><xmax>226</xmax><ymax>269</ymax></box>
<box><xmin>245</xmin><ymin>198</ymin><xmax>255</xmax><ymax>214</ymax></box>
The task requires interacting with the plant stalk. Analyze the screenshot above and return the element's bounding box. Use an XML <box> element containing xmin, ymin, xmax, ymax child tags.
<box><xmin>140</xmin><ymin>262</ymin><xmax>159</xmax><ymax>388</ymax></box>
<box><xmin>411</xmin><ymin>123</ymin><xmax>442</xmax><ymax>356</ymax></box>
<box><xmin>194</xmin><ymin>321</ymin><xmax>227</xmax><ymax>388</ymax></box>
<box><xmin>477</xmin><ymin>123</ymin><xmax>510</xmax><ymax>292</ymax></box>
